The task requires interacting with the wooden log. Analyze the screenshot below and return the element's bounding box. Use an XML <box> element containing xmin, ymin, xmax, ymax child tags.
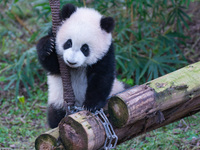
<box><xmin>59</xmin><ymin>111</ymin><xmax>105</xmax><ymax>150</ymax></box>
<box><xmin>108</xmin><ymin>85</ymin><xmax>154</xmax><ymax>127</ymax></box>
<box><xmin>116</xmin><ymin>95</ymin><xmax>200</xmax><ymax>144</ymax></box>
<box><xmin>108</xmin><ymin>62</ymin><xmax>200</xmax><ymax>127</ymax></box>
<box><xmin>35</xmin><ymin>127</ymin><xmax>61</xmax><ymax>150</ymax></box>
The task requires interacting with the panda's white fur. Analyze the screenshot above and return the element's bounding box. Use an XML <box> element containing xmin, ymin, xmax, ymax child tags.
<box><xmin>46</xmin><ymin>7</ymin><xmax>125</xmax><ymax>109</ymax></box>
<box><xmin>56</xmin><ymin>7</ymin><xmax>112</xmax><ymax>67</ymax></box>
<box><xmin>48</xmin><ymin>67</ymin><xmax>88</xmax><ymax>108</ymax></box>
<box><xmin>47</xmin><ymin>75</ymin><xmax>63</xmax><ymax>108</ymax></box>
<box><xmin>48</xmin><ymin>74</ymin><xmax>125</xmax><ymax>109</ymax></box>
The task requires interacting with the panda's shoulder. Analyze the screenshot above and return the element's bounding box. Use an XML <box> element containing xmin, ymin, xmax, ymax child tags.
<box><xmin>87</xmin><ymin>43</ymin><xmax>115</xmax><ymax>73</ymax></box>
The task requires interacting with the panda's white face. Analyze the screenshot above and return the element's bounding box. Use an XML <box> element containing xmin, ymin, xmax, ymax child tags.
<box><xmin>62</xmin><ymin>39</ymin><xmax>89</xmax><ymax>68</ymax></box>
<box><xmin>56</xmin><ymin>7</ymin><xmax>112</xmax><ymax>68</ymax></box>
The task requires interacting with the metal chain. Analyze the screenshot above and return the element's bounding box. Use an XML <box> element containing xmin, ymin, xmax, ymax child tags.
<box><xmin>95</xmin><ymin>109</ymin><xmax>118</xmax><ymax>150</ymax></box>
<box><xmin>68</xmin><ymin>106</ymin><xmax>84</xmax><ymax>114</ymax></box>
<box><xmin>66</xmin><ymin>106</ymin><xmax>118</xmax><ymax>149</ymax></box>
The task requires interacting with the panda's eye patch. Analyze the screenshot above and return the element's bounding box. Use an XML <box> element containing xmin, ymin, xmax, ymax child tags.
<box><xmin>81</xmin><ymin>44</ymin><xmax>90</xmax><ymax>57</ymax></box>
<box><xmin>63</xmin><ymin>39</ymin><xmax>72</xmax><ymax>49</ymax></box>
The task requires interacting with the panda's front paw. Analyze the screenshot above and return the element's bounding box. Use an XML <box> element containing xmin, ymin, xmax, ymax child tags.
<box><xmin>83</xmin><ymin>100</ymin><xmax>107</xmax><ymax>112</ymax></box>
<box><xmin>37</xmin><ymin>36</ymin><xmax>56</xmax><ymax>60</ymax></box>
<box><xmin>48</xmin><ymin>37</ymin><xmax>56</xmax><ymax>54</ymax></box>
<box><xmin>43</xmin><ymin>36</ymin><xmax>56</xmax><ymax>57</ymax></box>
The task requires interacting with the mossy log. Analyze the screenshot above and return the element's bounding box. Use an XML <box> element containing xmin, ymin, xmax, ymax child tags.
<box><xmin>109</xmin><ymin>62</ymin><xmax>200</xmax><ymax>127</ymax></box>
<box><xmin>58</xmin><ymin>62</ymin><xmax>200</xmax><ymax>149</ymax></box>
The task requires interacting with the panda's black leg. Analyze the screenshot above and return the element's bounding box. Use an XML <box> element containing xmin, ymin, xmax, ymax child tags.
<box><xmin>47</xmin><ymin>104</ymin><xmax>66</xmax><ymax>128</ymax></box>
<box><xmin>36</xmin><ymin>35</ymin><xmax>60</xmax><ymax>74</ymax></box>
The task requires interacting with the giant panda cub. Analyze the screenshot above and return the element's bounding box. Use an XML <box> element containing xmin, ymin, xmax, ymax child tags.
<box><xmin>37</xmin><ymin>3</ymin><xmax>126</xmax><ymax>128</ymax></box>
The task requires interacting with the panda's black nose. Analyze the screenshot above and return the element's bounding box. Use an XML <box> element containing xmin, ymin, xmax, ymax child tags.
<box><xmin>67</xmin><ymin>60</ymin><xmax>77</xmax><ymax>65</ymax></box>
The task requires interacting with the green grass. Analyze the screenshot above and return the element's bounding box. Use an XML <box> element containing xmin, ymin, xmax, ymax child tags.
<box><xmin>0</xmin><ymin>90</ymin><xmax>48</xmax><ymax>149</ymax></box>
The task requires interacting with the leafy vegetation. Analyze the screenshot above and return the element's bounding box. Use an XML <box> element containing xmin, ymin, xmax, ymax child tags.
<box><xmin>0</xmin><ymin>0</ymin><xmax>199</xmax><ymax>149</ymax></box>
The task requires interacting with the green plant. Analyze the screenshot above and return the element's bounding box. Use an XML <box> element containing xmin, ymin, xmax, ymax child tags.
<box><xmin>1</xmin><ymin>47</ymin><xmax>42</xmax><ymax>99</ymax></box>
<box><xmin>106</xmin><ymin>0</ymin><xmax>190</xmax><ymax>84</ymax></box>
<box><xmin>0</xmin><ymin>0</ymin><xmax>46</xmax><ymax>101</ymax></box>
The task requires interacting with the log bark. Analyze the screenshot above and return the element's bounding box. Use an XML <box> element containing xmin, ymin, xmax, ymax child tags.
<box><xmin>108</xmin><ymin>62</ymin><xmax>200</xmax><ymax>127</ymax></box>
<box><xmin>116</xmin><ymin>95</ymin><xmax>200</xmax><ymax>144</ymax></box>
<box><xmin>58</xmin><ymin>62</ymin><xmax>200</xmax><ymax>150</ymax></box>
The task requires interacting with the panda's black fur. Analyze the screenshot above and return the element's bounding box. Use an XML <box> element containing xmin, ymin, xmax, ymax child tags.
<box><xmin>37</xmin><ymin>30</ymin><xmax>60</xmax><ymax>75</ymax></box>
<box><xmin>37</xmin><ymin>4</ymin><xmax>126</xmax><ymax>128</ymax></box>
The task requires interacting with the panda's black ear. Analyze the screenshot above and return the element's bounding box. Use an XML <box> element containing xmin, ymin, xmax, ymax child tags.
<box><xmin>61</xmin><ymin>4</ymin><xmax>76</xmax><ymax>20</ymax></box>
<box><xmin>100</xmin><ymin>17</ymin><xmax>115</xmax><ymax>33</ymax></box>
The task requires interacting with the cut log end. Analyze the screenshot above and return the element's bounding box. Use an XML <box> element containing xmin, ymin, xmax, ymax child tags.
<box><xmin>59</xmin><ymin>110</ymin><xmax>105</xmax><ymax>150</ymax></box>
<box><xmin>35</xmin><ymin>134</ymin><xmax>57</xmax><ymax>150</ymax></box>
<box><xmin>108</xmin><ymin>96</ymin><xmax>128</xmax><ymax>127</ymax></box>
<box><xmin>59</xmin><ymin>116</ymin><xmax>88</xmax><ymax>150</ymax></box>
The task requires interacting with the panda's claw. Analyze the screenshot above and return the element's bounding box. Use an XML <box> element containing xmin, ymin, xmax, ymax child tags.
<box><xmin>50</xmin><ymin>37</ymin><xmax>55</xmax><ymax>42</ymax></box>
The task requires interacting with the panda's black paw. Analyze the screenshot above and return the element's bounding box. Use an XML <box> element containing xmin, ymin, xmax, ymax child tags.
<box><xmin>83</xmin><ymin>100</ymin><xmax>107</xmax><ymax>112</ymax></box>
<box><xmin>47</xmin><ymin>104</ymin><xmax>66</xmax><ymax>128</ymax></box>
<box><xmin>37</xmin><ymin>36</ymin><xmax>56</xmax><ymax>60</ymax></box>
